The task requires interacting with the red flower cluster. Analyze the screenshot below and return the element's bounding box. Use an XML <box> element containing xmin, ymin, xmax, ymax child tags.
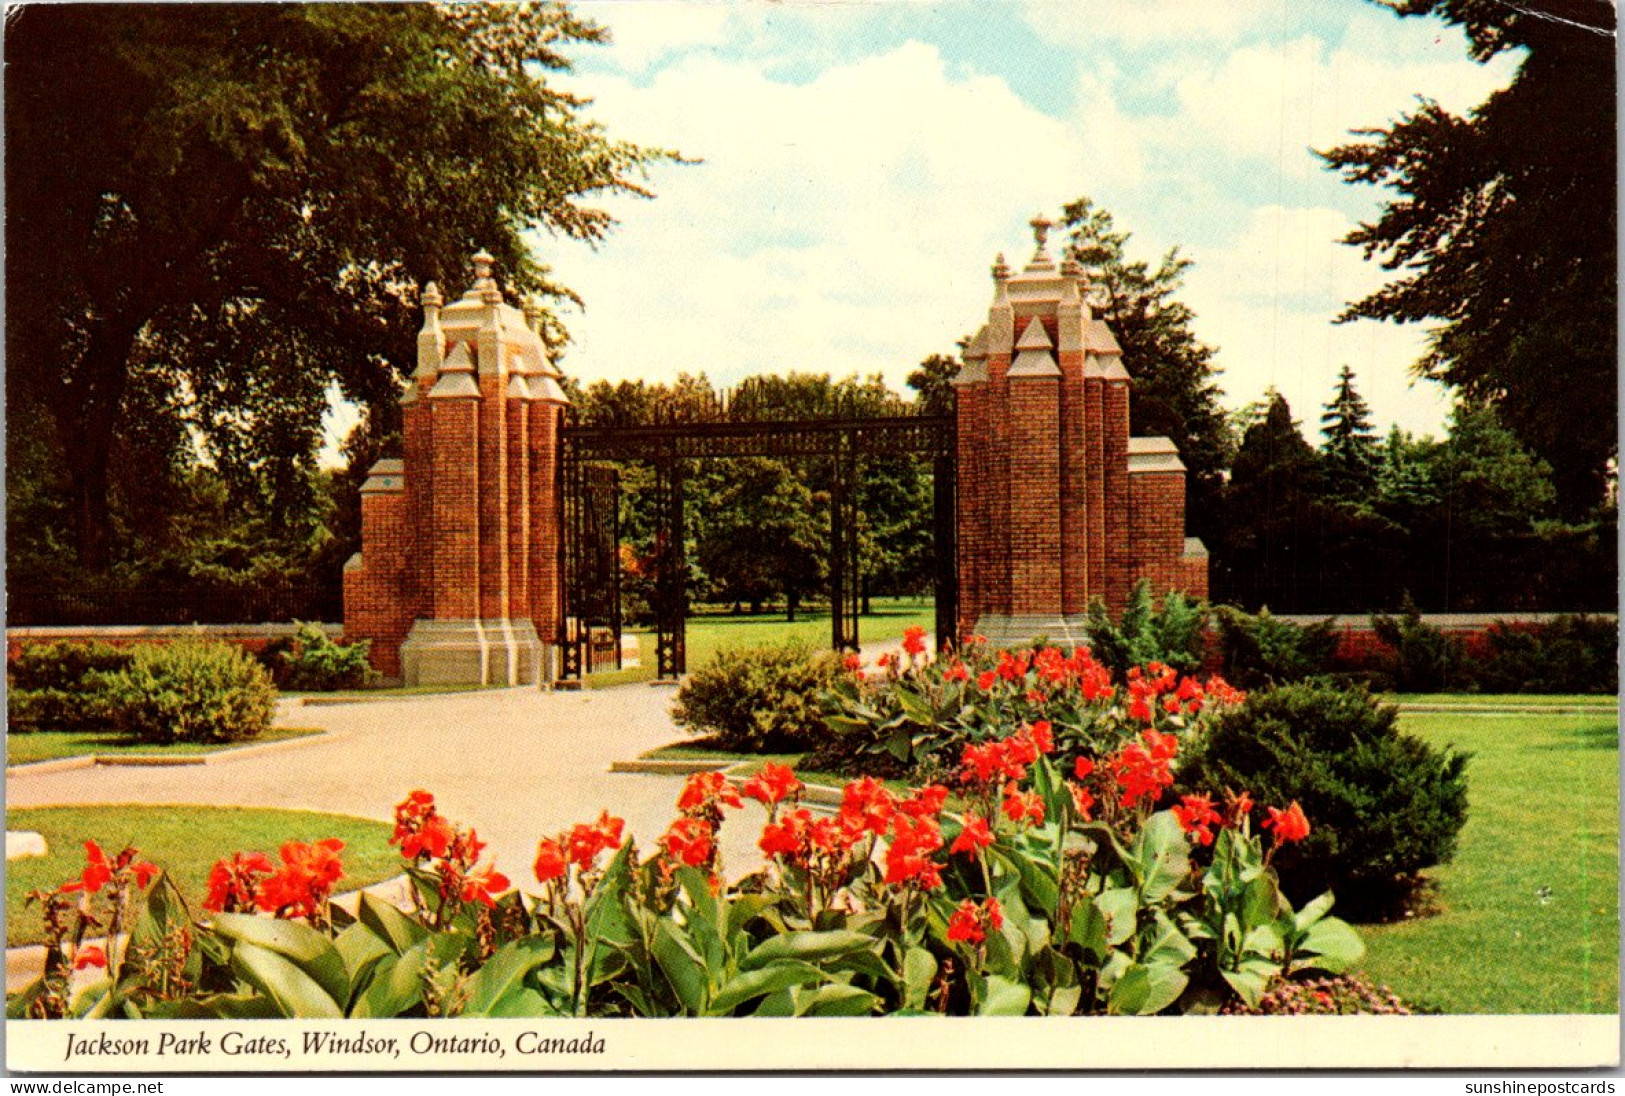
<box><xmin>882</xmin><ymin>815</ymin><xmax>943</xmax><ymax>888</ymax></box>
<box><xmin>1172</xmin><ymin>794</ymin><xmax>1224</xmax><ymax>846</ymax></box>
<box><xmin>959</xmin><ymin>721</ymin><xmax>1053</xmax><ymax>785</ymax></box>
<box><xmin>660</xmin><ymin>817</ymin><xmax>714</xmax><ymax>868</ymax></box>
<box><xmin>1263</xmin><ymin>801</ymin><xmax>1311</xmax><ymax>844</ymax></box>
<box><xmin>392</xmin><ymin>790</ymin><xmax>456</xmax><ymax>861</ymax></box>
<box><xmin>1103</xmin><ymin>727</ymin><xmax>1179</xmax><ymax>808</ymax></box>
<box><xmin>388</xmin><ymin>791</ymin><xmax>510</xmax><ymax>910</ymax></box>
<box><xmin>203</xmin><ymin>851</ymin><xmax>275</xmax><ymax>913</ymax></box>
<box><xmin>741</xmin><ymin>762</ymin><xmax>802</xmax><ymax>807</ymax></box>
<box><xmin>949</xmin><ymin>813</ymin><xmax>993</xmax><ymax>857</ymax></box>
<box><xmin>1001</xmin><ymin>783</ymin><xmax>1045</xmax><ymax>827</ymax></box>
<box><xmin>946</xmin><ymin>897</ymin><xmax>1004</xmax><ymax>945</ymax></box>
<box><xmin>677</xmin><ymin>772</ymin><xmax>744</xmax><ymax>815</ymax></box>
<box><xmin>535</xmin><ymin>811</ymin><xmax>626</xmax><ymax>885</ymax></box>
<box><xmin>59</xmin><ymin>840</ymin><xmax>157</xmax><ymax>896</ymax></box>
<box><xmin>941</xmin><ymin>660</ymin><xmax>970</xmax><ymax>684</ymax></box>
<box><xmin>256</xmin><ymin>839</ymin><xmax>346</xmax><ymax>920</ymax></box>
<box><xmin>903</xmin><ymin>626</ymin><xmax>928</xmax><ymax>657</ymax></box>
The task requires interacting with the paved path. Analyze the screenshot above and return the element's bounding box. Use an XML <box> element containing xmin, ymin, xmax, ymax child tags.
<box><xmin>7</xmin><ymin>685</ymin><xmax>771</xmax><ymax>898</ymax></box>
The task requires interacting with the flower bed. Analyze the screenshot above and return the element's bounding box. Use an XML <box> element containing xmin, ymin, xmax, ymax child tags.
<box><xmin>12</xmin><ymin>714</ymin><xmax>1371</xmax><ymax>1018</ymax></box>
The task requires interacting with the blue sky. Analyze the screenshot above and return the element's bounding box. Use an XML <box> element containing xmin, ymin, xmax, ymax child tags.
<box><xmin>356</xmin><ymin>1</ymin><xmax>1525</xmax><ymax>451</ymax></box>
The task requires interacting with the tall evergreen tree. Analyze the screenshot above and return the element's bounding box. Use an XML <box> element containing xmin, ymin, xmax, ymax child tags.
<box><xmin>1320</xmin><ymin>0</ymin><xmax>1616</xmax><ymax>517</ymax></box>
<box><xmin>1218</xmin><ymin>392</ymin><xmax>1322</xmax><ymax>609</ymax></box>
<box><xmin>1320</xmin><ymin>365</ymin><xmax>1380</xmax><ymax>496</ymax></box>
<box><xmin>1059</xmin><ymin>197</ymin><xmax>1234</xmax><ymax>544</ymax></box>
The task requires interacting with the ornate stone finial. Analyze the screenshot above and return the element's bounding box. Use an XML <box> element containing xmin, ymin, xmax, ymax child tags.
<box><xmin>422</xmin><ymin>281</ymin><xmax>443</xmax><ymax>311</ymax></box>
<box><xmin>1029</xmin><ymin>213</ymin><xmax>1053</xmax><ymax>260</ymax></box>
<box><xmin>522</xmin><ymin>297</ymin><xmax>541</xmax><ymax>333</ymax></box>
<box><xmin>992</xmin><ymin>252</ymin><xmax>1010</xmax><ymax>280</ymax></box>
<box><xmin>471</xmin><ymin>249</ymin><xmax>501</xmax><ymax>303</ymax></box>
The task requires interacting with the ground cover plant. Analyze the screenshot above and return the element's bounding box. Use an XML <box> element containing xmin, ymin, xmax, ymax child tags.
<box><xmin>5</xmin><ymin>807</ymin><xmax>399</xmax><ymax>948</ymax></box>
<box><xmin>11</xmin><ymin>736</ymin><xmax>1366</xmax><ymax>1018</ymax></box>
<box><xmin>5</xmin><ymin>727</ymin><xmax>322</xmax><ymax>768</ymax></box>
<box><xmin>1357</xmin><ymin>709</ymin><xmax>1619</xmax><ymax>1013</ymax></box>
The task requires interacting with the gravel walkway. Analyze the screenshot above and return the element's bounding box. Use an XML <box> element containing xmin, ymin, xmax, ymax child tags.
<box><xmin>7</xmin><ymin>685</ymin><xmax>768</xmax><ymax>900</ymax></box>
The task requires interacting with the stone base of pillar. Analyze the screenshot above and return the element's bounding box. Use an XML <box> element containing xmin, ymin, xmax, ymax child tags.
<box><xmin>399</xmin><ymin>618</ymin><xmax>551</xmax><ymax>687</ymax></box>
<box><xmin>971</xmin><ymin>614</ymin><xmax>1092</xmax><ymax>649</ymax></box>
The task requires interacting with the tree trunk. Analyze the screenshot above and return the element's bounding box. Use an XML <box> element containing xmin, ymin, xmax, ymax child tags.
<box><xmin>786</xmin><ymin>591</ymin><xmax>798</xmax><ymax>623</ymax></box>
<box><xmin>55</xmin><ymin>311</ymin><xmax>144</xmax><ymax>569</ymax></box>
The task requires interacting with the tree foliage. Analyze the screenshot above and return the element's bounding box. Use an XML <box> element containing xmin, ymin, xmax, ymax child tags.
<box><xmin>1319</xmin><ymin>0</ymin><xmax>1616</xmax><ymax>516</ymax></box>
<box><xmin>1320</xmin><ymin>365</ymin><xmax>1380</xmax><ymax>496</ymax></box>
<box><xmin>6</xmin><ymin>2</ymin><xmax>674</xmax><ymax>568</ymax></box>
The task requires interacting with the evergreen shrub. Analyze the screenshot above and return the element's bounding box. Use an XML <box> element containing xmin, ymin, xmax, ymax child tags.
<box><xmin>1178</xmin><ymin>682</ymin><xmax>1469</xmax><ymax>919</ymax></box>
<box><xmin>1214</xmin><ymin>607</ymin><xmax>1340</xmax><ymax>688</ymax></box>
<box><xmin>672</xmin><ymin>641</ymin><xmax>843</xmax><ymax>753</ymax></box>
<box><xmin>1474</xmin><ymin>615</ymin><xmax>1618</xmax><ymax>694</ymax></box>
<box><xmin>269</xmin><ymin>622</ymin><xmax>377</xmax><ymax>691</ymax></box>
<box><xmin>1085</xmin><ymin>580</ymin><xmax>1209</xmax><ymax>676</ymax></box>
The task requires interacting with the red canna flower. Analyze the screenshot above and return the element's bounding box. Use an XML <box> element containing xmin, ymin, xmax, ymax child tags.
<box><xmin>255</xmin><ymin>839</ymin><xmax>345</xmax><ymax>920</ymax></box>
<box><xmin>1172</xmin><ymin>794</ymin><xmax>1224</xmax><ymax>846</ymax></box>
<box><xmin>661</xmin><ymin>817</ymin><xmax>715</xmax><ymax>868</ymax></box>
<box><xmin>842</xmin><ymin>653</ymin><xmax>864</xmax><ymax>673</ymax></box>
<box><xmin>883</xmin><ymin>815</ymin><xmax>943</xmax><ymax>888</ymax></box>
<box><xmin>565</xmin><ymin>812</ymin><xmax>625</xmax><ymax>872</ymax></box>
<box><xmin>759</xmin><ymin>808</ymin><xmax>814</xmax><ymax>860</ymax></box>
<box><xmin>1074</xmin><ymin>756</ymin><xmax>1095</xmax><ymax>780</ymax></box>
<box><xmin>533</xmin><ymin>837</ymin><xmax>567</xmax><ymax>884</ymax></box>
<box><xmin>897</xmin><ymin>784</ymin><xmax>948</xmax><ymax>820</ymax></box>
<box><xmin>1263</xmin><ymin>801</ymin><xmax>1311</xmax><ymax>844</ymax></box>
<box><xmin>1001</xmin><ymin>783</ymin><xmax>1045</xmax><ymax>827</ymax></box>
<box><xmin>204</xmin><ymin>851</ymin><xmax>275</xmax><ymax>913</ymax></box>
<box><xmin>742</xmin><ymin>762</ymin><xmax>803</xmax><ymax>807</ymax></box>
<box><xmin>677</xmin><ymin>772</ymin><xmax>744</xmax><ymax>813</ymax></box>
<box><xmin>400</xmin><ymin>813</ymin><xmax>457</xmax><ymax>861</ymax></box>
<box><xmin>458</xmin><ymin>863</ymin><xmax>510</xmax><ymax>908</ymax></box>
<box><xmin>74</xmin><ymin>945</ymin><xmax>107</xmax><ymax>971</ymax></box>
<box><xmin>976</xmin><ymin>670</ymin><xmax>998</xmax><ymax>691</ymax></box>
<box><xmin>1069</xmin><ymin>781</ymin><xmax>1096</xmax><ymax>821</ymax></box>
<box><xmin>942</xmin><ymin>660</ymin><xmax>970</xmax><ymax>684</ymax></box>
<box><xmin>1027</xmin><ymin>720</ymin><xmax>1055</xmax><ymax>755</ymax></box>
<box><xmin>59</xmin><ymin>841</ymin><xmax>113</xmax><ymax>895</ymax></box>
<box><xmin>1226</xmin><ymin>790</ymin><xmax>1255</xmax><ymax>828</ymax></box>
<box><xmin>946</xmin><ymin>897</ymin><xmax>1004</xmax><ymax>945</ymax></box>
<box><xmin>949</xmin><ymin>813</ymin><xmax>993</xmax><ymax>856</ymax></box>
<box><xmin>903</xmin><ymin>626</ymin><xmax>928</xmax><ymax>657</ymax></box>
<box><xmin>840</xmin><ymin>777</ymin><xmax>897</xmax><ymax>836</ymax></box>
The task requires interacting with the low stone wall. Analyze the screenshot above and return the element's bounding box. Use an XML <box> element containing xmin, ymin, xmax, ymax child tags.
<box><xmin>5</xmin><ymin>623</ymin><xmax>342</xmax><ymax>662</ymax></box>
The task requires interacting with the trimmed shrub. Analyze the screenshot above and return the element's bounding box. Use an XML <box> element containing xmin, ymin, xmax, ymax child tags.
<box><xmin>100</xmin><ymin>642</ymin><xmax>277</xmax><ymax>744</ymax></box>
<box><xmin>271</xmin><ymin>623</ymin><xmax>377</xmax><ymax>691</ymax></box>
<box><xmin>7</xmin><ymin>641</ymin><xmax>133</xmax><ymax>733</ymax></box>
<box><xmin>671</xmin><ymin>641</ymin><xmax>843</xmax><ymax>753</ymax></box>
<box><xmin>1214</xmin><ymin>607</ymin><xmax>1340</xmax><ymax>688</ymax></box>
<box><xmin>1178</xmin><ymin>682</ymin><xmax>1469</xmax><ymax>919</ymax></box>
<box><xmin>1474</xmin><ymin>615</ymin><xmax>1619</xmax><ymax>694</ymax></box>
<box><xmin>1370</xmin><ymin>600</ymin><xmax>1465</xmax><ymax>693</ymax></box>
<box><xmin>1085</xmin><ymin>579</ymin><xmax>1209</xmax><ymax>676</ymax></box>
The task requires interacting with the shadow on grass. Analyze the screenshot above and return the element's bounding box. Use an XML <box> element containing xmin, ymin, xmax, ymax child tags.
<box><xmin>1530</xmin><ymin>720</ymin><xmax>1622</xmax><ymax>751</ymax></box>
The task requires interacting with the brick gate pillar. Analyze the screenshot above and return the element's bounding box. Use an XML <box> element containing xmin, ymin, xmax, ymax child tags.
<box><xmin>951</xmin><ymin>216</ymin><xmax>1208</xmax><ymax>647</ymax></box>
<box><xmin>345</xmin><ymin>251</ymin><xmax>564</xmax><ymax>686</ymax></box>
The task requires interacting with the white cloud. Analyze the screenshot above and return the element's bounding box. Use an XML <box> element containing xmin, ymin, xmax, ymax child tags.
<box><xmin>1165</xmin><ymin>33</ymin><xmax>1521</xmax><ymax>177</ymax></box>
<box><xmin>547</xmin><ymin>42</ymin><xmax>1106</xmax><ymax>392</ymax></box>
<box><xmin>1181</xmin><ymin>204</ymin><xmax>1452</xmax><ymax>437</ymax></box>
<box><xmin>1023</xmin><ymin>0</ymin><xmax>1264</xmax><ymax>47</ymax></box>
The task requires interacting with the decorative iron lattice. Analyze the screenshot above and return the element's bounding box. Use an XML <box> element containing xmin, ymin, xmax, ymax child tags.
<box><xmin>559</xmin><ymin>461</ymin><xmax>621</xmax><ymax>681</ymax></box>
<box><xmin>558</xmin><ymin>411</ymin><xmax>956</xmax><ymax>681</ymax></box>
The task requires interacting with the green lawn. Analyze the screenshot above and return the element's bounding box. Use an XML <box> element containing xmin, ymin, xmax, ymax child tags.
<box><xmin>6</xmin><ymin>806</ymin><xmax>401</xmax><ymax>948</ymax></box>
<box><xmin>1390</xmin><ymin>693</ymin><xmax>1617</xmax><ymax>708</ymax></box>
<box><xmin>6</xmin><ymin>726</ymin><xmax>324</xmax><ymax>767</ymax></box>
<box><xmin>1358</xmin><ymin>709</ymin><xmax>1619</xmax><ymax>1013</ymax></box>
<box><xmin>585</xmin><ymin>596</ymin><xmax>936</xmax><ymax>689</ymax></box>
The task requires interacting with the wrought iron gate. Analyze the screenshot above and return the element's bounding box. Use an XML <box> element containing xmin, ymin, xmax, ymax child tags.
<box><xmin>559</xmin><ymin>461</ymin><xmax>621</xmax><ymax>680</ymax></box>
<box><xmin>559</xmin><ymin>407</ymin><xmax>955</xmax><ymax>682</ymax></box>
